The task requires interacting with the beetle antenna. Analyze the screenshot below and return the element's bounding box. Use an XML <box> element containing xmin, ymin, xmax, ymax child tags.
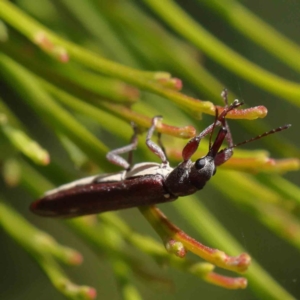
<box><xmin>209</xmin><ymin>108</ymin><xmax>219</xmax><ymax>150</ymax></box>
<box><xmin>220</xmin><ymin>124</ymin><xmax>291</xmax><ymax>152</ymax></box>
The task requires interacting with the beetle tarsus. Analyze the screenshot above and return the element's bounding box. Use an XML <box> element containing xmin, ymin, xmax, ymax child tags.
<box><xmin>106</xmin><ymin>123</ymin><xmax>139</xmax><ymax>170</ymax></box>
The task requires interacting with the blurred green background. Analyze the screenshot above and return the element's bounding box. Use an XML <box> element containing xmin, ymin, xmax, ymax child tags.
<box><xmin>0</xmin><ymin>0</ymin><xmax>300</xmax><ymax>299</ymax></box>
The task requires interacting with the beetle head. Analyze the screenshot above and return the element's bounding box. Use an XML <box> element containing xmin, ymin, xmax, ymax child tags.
<box><xmin>188</xmin><ymin>126</ymin><xmax>227</xmax><ymax>188</ymax></box>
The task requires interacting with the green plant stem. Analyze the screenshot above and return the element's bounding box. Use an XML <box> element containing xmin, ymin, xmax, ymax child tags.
<box><xmin>57</xmin><ymin>0</ymin><xmax>139</xmax><ymax>67</ymax></box>
<box><xmin>257</xmin><ymin>174</ymin><xmax>300</xmax><ymax>208</ymax></box>
<box><xmin>212</xmin><ymin>170</ymin><xmax>300</xmax><ymax>250</ymax></box>
<box><xmin>173</xmin><ymin>198</ymin><xmax>295</xmax><ymax>300</ymax></box>
<box><xmin>112</xmin><ymin>260</ymin><xmax>143</xmax><ymax>300</ymax></box>
<box><xmin>0</xmin><ymin>0</ymin><xmax>269</xmax><ymax>119</ymax></box>
<box><xmin>99</xmin><ymin>214</ymin><xmax>246</xmax><ymax>289</ymax></box>
<box><xmin>0</xmin><ymin>52</ymin><xmax>110</xmax><ymax>168</ymax></box>
<box><xmin>100</xmin><ymin>0</ymin><xmax>226</xmax><ymax>102</ymax></box>
<box><xmin>0</xmin><ymin>1</ymin><xmax>210</xmax><ymax>114</ymax></box>
<box><xmin>0</xmin><ymin>37</ymin><xmax>139</xmax><ymax>104</ymax></box>
<box><xmin>0</xmin><ymin>200</ymin><xmax>95</xmax><ymax>300</ymax></box>
<box><xmin>42</xmin><ymin>80</ymin><xmax>196</xmax><ymax>139</ymax></box>
<box><xmin>1</xmin><ymin>122</ymin><xmax>49</xmax><ymax>165</ymax></box>
<box><xmin>201</xmin><ymin>0</ymin><xmax>300</xmax><ymax>73</ymax></box>
<box><xmin>98</xmin><ymin>0</ymin><xmax>300</xmax><ymax>159</ymax></box>
<box><xmin>143</xmin><ymin>0</ymin><xmax>300</xmax><ymax>107</ymax></box>
<box><xmin>139</xmin><ymin>206</ymin><xmax>250</xmax><ymax>273</ymax></box>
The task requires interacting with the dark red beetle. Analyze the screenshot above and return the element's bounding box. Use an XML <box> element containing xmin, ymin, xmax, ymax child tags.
<box><xmin>30</xmin><ymin>93</ymin><xmax>290</xmax><ymax>218</ymax></box>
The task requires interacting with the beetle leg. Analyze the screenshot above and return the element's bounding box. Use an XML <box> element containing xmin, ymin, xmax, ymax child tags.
<box><xmin>214</xmin><ymin>148</ymin><xmax>234</xmax><ymax>166</ymax></box>
<box><xmin>213</xmin><ymin>89</ymin><xmax>235</xmax><ymax>166</ymax></box>
<box><xmin>182</xmin><ymin>98</ymin><xmax>241</xmax><ymax>162</ymax></box>
<box><xmin>220</xmin><ymin>89</ymin><xmax>234</xmax><ymax>148</ymax></box>
<box><xmin>220</xmin><ymin>88</ymin><xmax>229</xmax><ymax>106</ymax></box>
<box><xmin>106</xmin><ymin>122</ymin><xmax>138</xmax><ymax>170</ymax></box>
<box><xmin>146</xmin><ymin>116</ymin><xmax>168</xmax><ymax>166</ymax></box>
<box><xmin>127</xmin><ymin>122</ymin><xmax>139</xmax><ymax>167</ymax></box>
<box><xmin>157</xmin><ymin>131</ymin><xmax>168</xmax><ymax>161</ymax></box>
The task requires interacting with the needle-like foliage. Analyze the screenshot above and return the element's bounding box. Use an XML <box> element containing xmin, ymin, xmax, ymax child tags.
<box><xmin>0</xmin><ymin>1</ymin><xmax>299</xmax><ymax>300</ymax></box>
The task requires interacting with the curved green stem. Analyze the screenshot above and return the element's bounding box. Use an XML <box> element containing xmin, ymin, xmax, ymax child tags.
<box><xmin>143</xmin><ymin>0</ymin><xmax>300</xmax><ymax>107</ymax></box>
<box><xmin>0</xmin><ymin>0</ymin><xmax>268</xmax><ymax>119</ymax></box>
<box><xmin>173</xmin><ymin>197</ymin><xmax>295</xmax><ymax>300</ymax></box>
<box><xmin>201</xmin><ymin>0</ymin><xmax>300</xmax><ymax>73</ymax></box>
<box><xmin>0</xmin><ymin>52</ymin><xmax>109</xmax><ymax>167</ymax></box>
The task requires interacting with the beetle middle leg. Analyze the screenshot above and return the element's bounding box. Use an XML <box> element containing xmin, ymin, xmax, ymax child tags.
<box><xmin>157</xmin><ymin>131</ymin><xmax>168</xmax><ymax>161</ymax></box>
<box><xmin>146</xmin><ymin>116</ymin><xmax>169</xmax><ymax>167</ymax></box>
<box><xmin>106</xmin><ymin>122</ymin><xmax>138</xmax><ymax>170</ymax></box>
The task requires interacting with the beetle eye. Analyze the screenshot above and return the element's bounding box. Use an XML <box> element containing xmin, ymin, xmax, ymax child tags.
<box><xmin>195</xmin><ymin>158</ymin><xmax>206</xmax><ymax>170</ymax></box>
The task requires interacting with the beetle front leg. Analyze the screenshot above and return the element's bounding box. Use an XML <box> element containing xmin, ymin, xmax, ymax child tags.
<box><xmin>214</xmin><ymin>89</ymin><xmax>235</xmax><ymax>166</ymax></box>
<box><xmin>106</xmin><ymin>122</ymin><xmax>138</xmax><ymax>170</ymax></box>
<box><xmin>182</xmin><ymin>99</ymin><xmax>242</xmax><ymax>162</ymax></box>
<box><xmin>215</xmin><ymin>115</ymin><xmax>235</xmax><ymax>166</ymax></box>
<box><xmin>214</xmin><ymin>148</ymin><xmax>233</xmax><ymax>166</ymax></box>
<box><xmin>146</xmin><ymin>116</ymin><xmax>169</xmax><ymax>167</ymax></box>
<box><xmin>220</xmin><ymin>89</ymin><xmax>234</xmax><ymax>148</ymax></box>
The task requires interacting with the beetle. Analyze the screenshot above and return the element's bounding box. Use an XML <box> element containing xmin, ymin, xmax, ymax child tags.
<box><xmin>30</xmin><ymin>94</ymin><xmax>290</xmax><ymax>218</ymax></box>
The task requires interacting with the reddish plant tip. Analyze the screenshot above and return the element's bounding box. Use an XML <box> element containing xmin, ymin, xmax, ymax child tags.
<box><xmin>156</xmin><ymin>77</ymin><xmax>183</xmax><ymax>91</ymax></box>
<box><xmin>86</xmin><ymin>287</ymin><xmax>97</xmax><ymax>299</ymax></box>
<box><xmin>215</xmin><ymin>104</ymin><xmax>268</xmax><ymax>120</ymax></box>
<box><xmin>34</xmin><ymin>32</ymin><xmax>54</xmax><ymax>50</ymax></box>
<box><xmin>233</xmin><ymin>105</ymin><xmax>268</xmax><ymax>119</ymax></box>
<box><xmin>236</xmin><ymin>277</ymin><xmax>248</xmax><ymax>289</ymax></box>
<box><xmin>250</xmin><ymin>105</ymin><xmax>268</xmax><ymax>118</ymax></box>
<box><xmin>178</xmin><ymin>125</ymin><xmax>197</xmax><ymax>138</ymax></box>
<box><xmin>159</xmin><ymin>123</ymin><xmax>196</xmax><ymax>139</ymax></box>
<box><xmin>227</xmin><ymin>253</ymin><xmax>251</xmax><ymax>273</ymax></box>
<box><xmin>41</xmin><ymin>153</ymin><xmax>50</xmax><ymax>165</ymax></box>
<box><xmin>171</xmin><ymin>78</ymin><xmax>183</xmax><ymax>91</ymax></box>
<box><xmin>52</xmin><ymin>46</ymin><xmax>69</xmax><ymax>63</ymax></box>
<box><xmin>56</xmin><ymin>48</ymin><xmax>69</xmax><ymax>63</ymax></box>
<box><xmin>69</xmin><ymin>252</ymin><xmax>83</xmax><ymax>265</ymax></box>
<box><xmin>206</xmin><ymin>273</ymin><xmax>248</xmax><ymax>290</ymax></box>
<box><xmin>122</xmin><ymin>85</ymin><xmax>140</xmax><ymax>102</ymax></box>
<box><xmin>166</xmin><ymin>239</ymin><xmax>187</xmax><ymax>258</ymax></box>
<box><xmin>34</xmin><ymin>32</ymin><xmax>69</xmax><ymax>63</ymax></box>
<box><xmin>4</xmin><ymin>176</ymin><xmax>20</xmax><ymax>187</ymax></box>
